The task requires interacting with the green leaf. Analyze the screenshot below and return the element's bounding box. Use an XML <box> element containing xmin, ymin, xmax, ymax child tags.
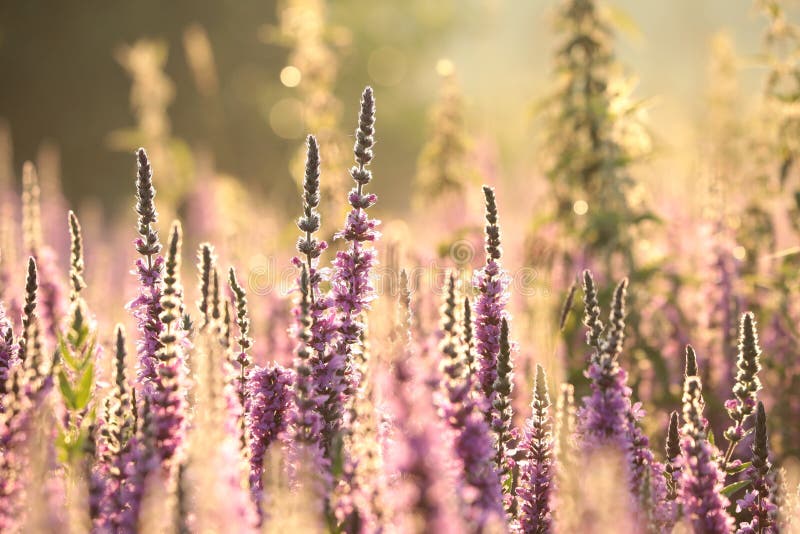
<box><xmin>330</xmin><ymin>432</ymin><xmax>345</xmax><ymax>479</ymax></box>
<box><xmin>74</xmin><ymin>363</ymin><xmax>95</xmax><ymax>410</ymax></box>
<box><xmin>57</xmin><ymin>335</ymin><xmax>79</xmax><ymax>370</ymax></box>
<box><xmin>726</xmin><ymin>461</ymin><xmax>752</xmax><ymax>475</ymax></box>
<box><xmin>58</xmin><ymin>370</ymin><xmax>77</xmax><ymax>410</ymax></box>
<box><xmin>721</xmin><ymin>480</ymin><xmax>751</xmax><ymax>498</ymax></box>
<box><xmin>708</xmin><ymin>429</ymin><xmax>716</xmax><ymax>447</ymax></box>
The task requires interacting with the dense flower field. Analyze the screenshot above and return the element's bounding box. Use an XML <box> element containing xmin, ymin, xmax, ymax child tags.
<box><xmin>2</xmin><ymin>0</ymin><xmax>800</xmax><ymax>533</ymax></box>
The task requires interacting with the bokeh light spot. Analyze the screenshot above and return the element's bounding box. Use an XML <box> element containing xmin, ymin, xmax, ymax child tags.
<box><xmin>269</xmin><ymin>98</ymin><xmax>305</xmax><ymax>139</ymax></box>
<box><xmin>733</xmin><ymin>246</ymin><xmax>747</xmax><ymax>260</ymax></box>
<box><xmin>573</xmin><ymin>200</ymin><xmax>589</xmax><ymax>215</ymax></box>
<box><xmin>436</xmin><ymin>58</ymin><xmax>455</xmax><ymax>76</ymax></box>
<box><xmin>368</xmin><ymin>46</ymin><xmax>407</xmax><ymax>87</ymax></box>
<box><xmin>280</xmin><ymin>65</ymin><xmax>301</xmax><ymax>87</ymax></box>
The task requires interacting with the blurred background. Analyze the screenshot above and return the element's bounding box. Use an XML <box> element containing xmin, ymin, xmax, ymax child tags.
<box><xmin>0</xmin><ymin>0</ymin><xmax>783</xmax><ymax>217</ymax></box>
<box><xmin>2</xmin><ymin>0</ymin><xmax>800</xmax><ymax>467</ymax></box>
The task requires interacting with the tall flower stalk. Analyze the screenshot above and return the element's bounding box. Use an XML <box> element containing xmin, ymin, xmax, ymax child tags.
<box><xmin>517</xmin><ymin>364</ymin><xmax>555</xmax><ymax>534</ymax></box>
<box><xmin>129</xmin><ymin>148</ymin><xmax>164</xmax><ymax>397</ymax></box>
<box><xmin>228</xmin><ymin>267</ymin><xmax>253</xmax><ymax>456</ymax></box>
<box><xmin>330</xmin><ymin>86</ymin><xmax>380</xmax><ymax>441</ymax></box>
<box><xmin>577</xmin><ymin>271</ymin><xmax>671</xmax><ymax>530</ymax></box>
<box><xmin>473</xmin><ymin>185</ymin><xmax>514</xmax><ymax>502</ymax></box>
<box><xmin>21</xmin><ymin>161</ymin><xmax>65</xmax><ymax>343</ymax></box>
<box><xmin>287</xmin><ymin>266</ymin><xmax>331</xmax><ymax>515</ymax></box>
<box><xmin>678</xmin><ymin>375</ymin><xmax>733</xmax><ymax>533</ymax></box>
<box><xmin>723</xmin><ymin>312</ymin><xmax>763</xmax><ymax>466</ymax></box>
<box><xmin>293</xmin><ymin>134</ymin><xmax>340</xmax><ymax>458</ymax></box>
<box><xmin>151</xmin><ymin>221</ymin><xmax>188</xmax><ymax>472</ymax></box>
<box><xmin>56</xmin><ymin>211</ymin><xmax>99</xmax><ymax>464</ymax></box>
<box><xmin>438</xmin><ymin>273</ymin><xmax>504</xmax><ymax>530</ymax></box>
<box><xmin>0</xmin><ymin>258</ymin><xmax>52</xmax><ymax>530</ymax></box>
<box><xmin>735</xmin><ymin>402</ymin><xmax>778</xmax><ymax>533</ymax></box>
<box><xmin>245</xmin><ymin>362</ymin><xmax>292</xmax><ymax>523</ymax></box>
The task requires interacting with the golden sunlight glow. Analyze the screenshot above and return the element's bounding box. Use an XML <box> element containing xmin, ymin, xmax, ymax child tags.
<box><xmin>436</xmin><ymin>58</ymin><xmax>455</xmax><ymax>77</ymax></box>
<box><xmin>733</xmin><ymin>245</ymin><xmax>747</xmax><ymax>260</ymax></box>
<box><xmin>573</xmin><ymin>199</ymin><xmax>588</xmax><ymax>215</ymax></box>
<box><xmin>279</xmin><ymin>65</ymin><xmax>302</xmax><ymax>87</ymax></box>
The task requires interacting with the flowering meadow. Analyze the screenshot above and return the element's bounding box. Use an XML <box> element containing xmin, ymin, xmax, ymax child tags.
<box><xmin>2</xmin><ymin>0</ymin><xmax>800</xmax><ymax>533</ymax></box>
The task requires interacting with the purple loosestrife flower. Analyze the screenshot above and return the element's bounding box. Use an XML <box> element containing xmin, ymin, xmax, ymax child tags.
<box><xmin>474</xmin><ymin>185</ymin><xmax>510</xmax><ymax>407</ymax></box>
<box><xmin>578</xmin><ymin>273</ymin><xmax>671</xmax><ymax>530</ymax></box>
<box><xmin>287</xmin><ymin>266</ymin><xmax>332</xmax><ymax>510</ymax></box>
<box><xmin>330</xmin><ymin>88</ymin><xmax>380</xmax><ymax>436</ymax></box>
<box><xmin>461</xmin><ymin>296</ymin><xmax>477</xmax><ymax>382</ymax></box>
<box><xmin>115</xmin><ymin>396</ymin><xmax>159</xmax><ymax>533</ymax></box>
<box><xmin>677</xmin><ymin>375</ymin><xmax>734</xmax><ymax>533</ymax></box>
<box><xmin>517</xmin><ymin>364</ymin><xmax>555</xmax><ymax>534</ymax></box>
<box><xmin>293</xmin><ymin>135</ymin><xmax>341</xmax><ymax>457</ymax></box>
<box><xmin>97</xmin><ymin>325</ymin><xmax>138</xmax><ymax>532</ymax></box>
<box><xmin>22</xmin><ymin>161</ymin><xmax>65</xmax><ymax>344</ymax></box>
<box><xmin>228</xmin><ymin>267</ymin><xmax>253</xmax><ymax>455</ymax></box>
<box><xmin>0</xmin><ymin>301</ymin><xmax>19</xmax><ymax>412</ymax></box>
<box><xmin>0</xmin><ymin>258</ymin><xmax>53</xmax><ymax>531</ymax></box>
<box><xmin>245</xmin><ymin>362</ymin><xmax>293</xmax><ymax>522</ymax></box>
<box><xmin>128</xmin><ymin>148</ymin><xmax>164</xmax><ymax>398</ymax></box>
<box><xmin>438</xmin><ymin>273</ymin><xmax>504</xmax><ymax>530</ymax></box>
<box><xmin>664</xmin><ymin>411</ymin><xmax>681</xmax><ymax>500</ymax></box>
<box><xmin>723</xmin><ymin>312</ymin><xmax>763</xmax><ymax>466</ymax></box>
<box><xmin>151</xmin><ymin>221</ymin><xmax>188</xmax><ymax>471</ymax></box>
<box><xmin>493</xmin><ymin>318</ymin><xmax>516</xmax><ymax>512</ymax></box>
<box><xmin>473</xmin><ymin>186</ymin><xmax>515</xmax><ymax>507</ymax></box>
<box><xmin>735</xmin><ymin>402</ymin><xmax>778</xmax><ymax>534</ymax></box>
<box><xmin>577</xmin><ymin>274</ymin><xmax>631</xmax><ymax>449</ymax></box>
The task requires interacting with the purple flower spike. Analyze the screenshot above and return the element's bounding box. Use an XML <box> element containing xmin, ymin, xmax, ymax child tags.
<box><xmin>735</xmin><ymin>402</ymin><xmax>778</xmax><ymax>534</ymax></box>
<box><xmin>678</xmin><ymin>376</ymin><xmax>734</xmax><ymax>534</ymax></box>
<box><xmin>517</xmin><ymin>364</ymin><xmax>554</xmax><ymax>534</ymax></box>
<box><xmin>128</xmin><ymin>148</ymin><xmax>164</xmax><ymax>398</ymax></box>
<box><xmin>246</xmin><ymin>362</ymin><xmax>293</xmax><ymax>523</ymax></box>
<box><xmin>438</xmin><ymin>274</ymin><xmax>504</xmax><ymax>529</ymax></box>
<box><xmin>150</xmin><ymin>222</ymin><xmax>189</xmax><ymax>471</ymax></box>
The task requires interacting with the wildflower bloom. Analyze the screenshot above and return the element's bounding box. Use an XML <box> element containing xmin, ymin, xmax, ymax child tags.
<box><xmin>577</xmin><ymin>274</ymin><xmax>631</xmax><ymax>448</ymax></box>
<box><xmin>517</xmin><ymin>364</ymin><xmax>555</xmax><ymax>534</ymax></box>
<box><xmin>151</xmin><ymin>222</ymin><xmax>189</xmax><ymax>470</ymax></box>
<box><xmin>287</xmin><ymin>266</ymin><xmax>332</xmax><ymax>508</ymax></box>
<box><xmin>245</xmin><ymin>362</ymin><xmax>293</xmax><ymax>521</ymax></box>
<box><xmin>664</xmin><ymin>411</ymin><xmax>681</xmax><ymax>500</ymax></box>
<box><xmin>0</xmin><ymin>302</ymin><xmax>19</xmax><ymax>411</ymax></box>
<box><xmin>578</xmin><ymin>273</ymin><xmax>672</xmax><ymax>530</ymax></box>
<box><xmin>474</xmin><ymin>185</ymin><xmax>510</xmax><ymax>405</ymax></box>
<box><xmin>473</xmin><ymin>186</ymin><xmax>515</xmax><ymax>504</ymax></box>
<box><xmin>292</xmin><ymin>135</ymin><xmax>341</xmax><ymax>457</ymax></box>
<box><xmin>438</xmin><ymin>273</ymin><xmax>504</xmax><ymax>529</ymax></box>
<box><xmin>21</xmin><ymin>161</ymin><xmax>65</xmax><ymax>344</ymax></box>
<box><xmin>329</xmin><ymin>87</ymin><xmax>381</xmax><ymax>443</ymax></box>
<box><xmin>723</xmin><ymin>312</ymin><xmax>763</xmax><ymax>465</ymax></box>
<box><xmin>228</xmin><ymin>267</ymin><xmax>253</xmax><ymax>454</ymax></box>
<box><xmin>0</xmin><ymin>258</ymin><xmax>52</xmax><ymax>530</ymax></box>
<box><xmin>128</xmin><ymin>148</ymin><xmax>164</xmax><ymax>397</ymax></box>
<box><xmin>735</xmin><ymin>402</ymin><xmax>778</xmax><ymax>533</ymax></box>
<box><xmin>96</xmin><ymin>325</ymin><xmax>138</xmax><ymax>532</ymax></box>
<box><xmin>678</xmin><ymin>375</ymin><xmax>734</xmax><ymax>533</ymax></box>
